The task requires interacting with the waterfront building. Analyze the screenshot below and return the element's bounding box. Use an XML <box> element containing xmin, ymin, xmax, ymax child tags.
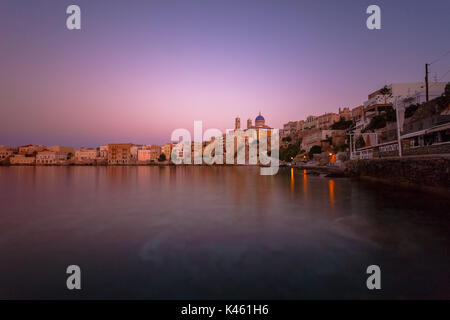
<box><xmin>150</xmin><ymin>145</ymin><xmax>162</xmax><ymax>160</ymax></box>
<box><xmin>138</xmin><ymin>145</ymin><xmax>161</xmax><ymax>162</ymax></box>
<box><xmin>48</xmin><ymin>146</ymin><xmax>75</xmax><ymax>156</ymax></box>
<box><xmin>236</xmin><ymin>112</ymin><xmax>272</xmax><ymax>132</ymax></box>
<box><xmin>18</xmin><ymin>144</ymin><xmax>46</xmax><ymax>155</ymax></box>
<box><xmin>129</xmin><ymin>145</ymin><xmax>141</xmax><ymax>163</ymax></box>
<box><xmin>225</xmin><ymin>113</ymin><xmax>274</xmax><ymax>164</ymax></box>
<box><xmin>98</xmin><ymin>146</ymin><xmax>108</xmax><ymax>159</ymax></box>
<box><xmin>137</xmin><ymin>146</ymin><xmax>151</xmax><ymax>162</ymax></box>
<box><xmin>10</xmin><ymin>154</ymin><xmax>36</xmax><ymax>165</ymax></box>
<box><xmin>251</xmin><ymin>112</ymin><xmax>270</xmax><ymax>129</ymax></box>
<box><xmin>94</xmin><ymin>145</ymin><xmax>108</xmax><ymax>164</ymax></box>
<box><xmin>107</xmin><ymin>143</ymin><xmax>133</xmax><ymax>165</ymax></box>
<box><xmin>36</xmin><ymin>150</ymin><xmax>68</xmax><ymax>165</ymax></box>
<box><xmin>75</xmin><ymin>147</ymin><xmax>97</xmax><ymax>163</ymax></box>
<box><xmin>0</xmin><ymin>146</ymin><xmax>15</xmax><ymax>161</ymax></box>
<box><xmin>161</xmin><ymin>143</ymin><xmax>172</xmax><ymax>160</ymax></box>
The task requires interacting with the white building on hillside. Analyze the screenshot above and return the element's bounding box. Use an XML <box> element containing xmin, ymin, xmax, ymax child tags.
<box><xmin>364</xmin><ymin>82</ymin><xmax>448</xmax><ymax>117</ymax></box>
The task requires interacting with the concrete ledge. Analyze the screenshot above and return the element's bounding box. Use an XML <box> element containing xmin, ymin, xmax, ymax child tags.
<box><xmin>345</xmin><ymin>155</ymin><xmax>450</xmax><ymax>194</ymax></box>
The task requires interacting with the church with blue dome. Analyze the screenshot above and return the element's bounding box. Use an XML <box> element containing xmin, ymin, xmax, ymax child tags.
<box><xmin>230</xmin><ymin>112</ymin><xmax>274</xmax><ymax>164</ymax></box>
<box><xmin>235</xmin><ymin>112</ymin><xmax>272</xmax><ymax>131</ymax></box>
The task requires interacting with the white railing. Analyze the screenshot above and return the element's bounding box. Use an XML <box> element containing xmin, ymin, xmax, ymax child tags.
<box><xmin>350</xmin><ymin>149</ymin><xmax>374</xmax><ymax>160</ymax></box>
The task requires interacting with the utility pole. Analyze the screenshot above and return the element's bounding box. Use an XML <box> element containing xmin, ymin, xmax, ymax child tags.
<box><xmin>395</xmin><ymin>98</ymin><xmax>402</xmax><ymax>157</ymax></box>
<box><xmin>425</xmin><ymin>63</ymin><xmax>429</xmax><ymax>102</ymax></box>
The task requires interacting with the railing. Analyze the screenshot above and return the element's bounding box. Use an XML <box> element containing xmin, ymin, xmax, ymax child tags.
<box><xmin>350</xmin><ymin>149</ymin><xmax>374</xmax><ymax>160</ymax></box>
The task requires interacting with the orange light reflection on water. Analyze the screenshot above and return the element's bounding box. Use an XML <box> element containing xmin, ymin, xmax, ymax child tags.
<box><xmin>290</xmin><ymin>168</ymin><xmax>295</xmax><ymax>194</ymax></box>
<box><xmin>328</xmin><ymin>179</ymin><xmax>335</xmax><ymax>209</ymax></box>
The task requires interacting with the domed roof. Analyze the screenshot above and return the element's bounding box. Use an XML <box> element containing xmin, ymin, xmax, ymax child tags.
<box><xmin>255</xmin><ymin>112</ymin><xmax>265</xmax><ymax>121</ymax></box>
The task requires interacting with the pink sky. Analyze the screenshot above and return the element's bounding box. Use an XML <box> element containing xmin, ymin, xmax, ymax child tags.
<box><xmin>1</xmin><ymin>0</ymin><xmax>449</xmax><ymax>147</ymax></box>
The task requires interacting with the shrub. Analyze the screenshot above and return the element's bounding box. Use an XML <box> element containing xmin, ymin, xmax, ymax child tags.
<box><xmin>158</xmin><ymin>153</ymin><xmax>166</xmax><ymax>162</ymax></box>
<box><xmin>308</xmin><ymin>145</ymin><xmax>322</xmax><ymax>159</ymax></box>
<box><xmin>331</xmin><ymin>117</ymin><xmax>354</xmax><ymax>130</ymax></box>
<box><xmin>404</xmin><ymin>104</ymin><xmax>419</xmax><ymax>118</ymax></box>
<box><xmin>280</xmin><ymin>144</ymin><xmax>300</xmax><ymax>162</ymax></box>
<box><xmin>363</xmin><ymin>115</ymin><xmax>386</xmax><ymax>132</ymax></box>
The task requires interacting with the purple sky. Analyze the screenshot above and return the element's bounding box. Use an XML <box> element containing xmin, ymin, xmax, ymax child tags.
<box><xmin>1</xmin><ymin>0</ymin><xmax>449</xmax><ymax>147</ymax></box>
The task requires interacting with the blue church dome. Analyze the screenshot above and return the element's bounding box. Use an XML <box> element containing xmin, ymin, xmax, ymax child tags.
<box><xmin>255</xmin><ymin>113</ymin><xmax>265</xmax><ymax>121</ymax></box>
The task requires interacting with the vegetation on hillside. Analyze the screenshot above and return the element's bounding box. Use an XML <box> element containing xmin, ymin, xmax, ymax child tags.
<box><xmin>404</xmin><ymin>103</ymin><xmax>420</xmax><ymax>118</ymax></box>
<box><xmin>362</xmin><ymin>106</ymin><xmax>396</xmax><ymax>132</ymax></box>
<box><xmin>279</xmin><ymin>139</ymin><xmax>301</xmax><ymax>162</ymax></box>
<box><xmin>331</xmin><ymin>117</ymin><xmax>354</xmax><ymax>130</ymax></box>
<box><xmin>379</xmin><ymin>85</ymin><xmax>392</xmax><ymax>104</ymax></box>
<box><xmin>402</xmin><ymin>82</ymin><xmax>450</xmax><ymax>120</ymax></box>
<box><xmin>407</xmin><ymin>82</ymin><xmax>450</xmax><ymax>121</ymax></box>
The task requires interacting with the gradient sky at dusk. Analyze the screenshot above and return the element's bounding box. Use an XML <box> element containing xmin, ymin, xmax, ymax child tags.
<box><xmin>1</xmin><ymin>0</ymin><xmax>449</xmax><ymax>147</ymax></box>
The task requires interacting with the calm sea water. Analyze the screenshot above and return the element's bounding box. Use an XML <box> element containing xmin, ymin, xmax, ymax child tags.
<box><xmin>0</xmin><ymin>166</ymin><xmax>449</xmax><ymax>299</ymax></box>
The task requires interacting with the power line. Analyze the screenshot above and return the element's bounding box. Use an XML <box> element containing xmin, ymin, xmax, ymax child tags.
<box><xmin>430</xmin><ymin>49</ymin><xmax>450</xmax><ymax>65</ymax></box>
<box><xmin>438</xmin><ymin>68</ymin><xmax>450</xmax><ymax>81</ymax></box>
<box><xmin>428</xmin><ymin>68</ymin><xmax>450</xmax><ymax>89</ymax></box>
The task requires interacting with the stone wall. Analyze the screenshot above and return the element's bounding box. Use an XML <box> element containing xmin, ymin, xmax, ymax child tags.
<box><xmin>402</xmin><ymin>140</ymin><xmax>450</xmax><ymax>156</ymax></box>
<box><xmin>345</xmin><ymin>156</ymin><xmax>450</xmax><ymax>191</ymax></box>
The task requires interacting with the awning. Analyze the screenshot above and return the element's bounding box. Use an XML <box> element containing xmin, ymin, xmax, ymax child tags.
<box><xmin>426</xmin><ymin>122</ymin><xmax>450</xmax><ymax>134</ymax></box>
<box><xmin>400</xmin><ymin>129</ymin><xmax>427</xmax><ymax>139</ymax></box>
<box><xmin>400</xmin><ymin>122</ymin><xmax>450</xmax><ymax>139</ymax></box>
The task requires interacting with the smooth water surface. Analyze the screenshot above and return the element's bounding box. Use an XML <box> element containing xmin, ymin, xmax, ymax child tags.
<box><xmin>0</xmin><ymin>166</ymin><xmax>449</xmax><ymax>299</ymax></box>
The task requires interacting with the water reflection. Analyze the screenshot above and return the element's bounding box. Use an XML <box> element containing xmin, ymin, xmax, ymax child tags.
<box><xmin>303</xmin><ymin>169</ymin><xmax>308</xmax><ymax>199</ymax></box>
<box><xmin>290</xmin><ymin>167</ymin><xmax>295</xmax><ymax>195</ymax></box>
<box><xmin>0</xmin><ymin>166</ymin><xmax>449</xmax><ymax>299</ymax></box>
<box><xmin>328</xmin><ymin>179</ymin><xmax>335</xmax><ymax>210</ymax></box>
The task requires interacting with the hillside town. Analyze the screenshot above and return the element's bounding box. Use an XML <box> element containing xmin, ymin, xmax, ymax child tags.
<box><xmin>279</xmin><ymin>81</ymin><xmax>450</xmax><ymax>166</ymax></box>
<box><xmin>1</xmin><ymin>82</ymin><xmax>449</xmax><ymax>168</ymax></box>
